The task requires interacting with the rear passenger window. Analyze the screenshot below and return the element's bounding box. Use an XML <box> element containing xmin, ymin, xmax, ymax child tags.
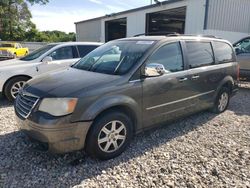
<box><xmin>213</xmin><ymin>42</ymin><xmax>234</xmax><ymax>63</ymax></box>
<box><xmin>186</xmin><ymin>42</ymin><xmax>214</xmax><ymax>68</ymax></box>
<box><xmin>147</xmin><ymin>42</ymin><xmax>183</xmax><ymax>72</ymax></box>
<box><xmin>77</xmin><ymin>45</ymin><xmax>99</xmax><ymax>58</ymax></box>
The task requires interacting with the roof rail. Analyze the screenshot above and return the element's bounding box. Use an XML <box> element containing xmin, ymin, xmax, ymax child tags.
<box><xmin>167</xmin><ymin>34</ymin><xmax>219</xmax><ymax>38</ymax></box>
<box><xmin>133</xmin><ymin>33</ymin><xmax>219</xmax><ymax>39</ymax></box>
<box><xmin>133</xmin><ymin>32</ymin><xmax>180</xmax><ymax>37</ymax></box>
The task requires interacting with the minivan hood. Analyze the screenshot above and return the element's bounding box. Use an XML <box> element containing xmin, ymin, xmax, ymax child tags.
<box><xmin>25</xmin><ymin>68</ymin><xmax>120</xmax><ymax>97</ymax></box>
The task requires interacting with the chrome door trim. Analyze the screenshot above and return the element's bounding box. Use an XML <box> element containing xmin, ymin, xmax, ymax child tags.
<box><xmin>146</xmin><ymin>90</ymin><xmax>215</xmax><ymax>110</ymax></box>
<box><xmin>129</xmin><ymin>79</ymin><xmax>142</xmax><ymax>83</ymax></box>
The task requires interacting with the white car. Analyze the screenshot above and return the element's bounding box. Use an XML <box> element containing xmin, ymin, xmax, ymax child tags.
<box><xmin>0</xmin><ymin>42</ymin><xmax>102</xmax><ymax>101</ymax></box>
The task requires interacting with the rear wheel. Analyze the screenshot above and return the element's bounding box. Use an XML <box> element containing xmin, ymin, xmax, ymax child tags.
<box><xmin>85</xmin><ymin>111</ymin><xmax>133</xmax><ymax>160</ymax></box>
<box><xmin>212</xmin><ymin>87</ymin><xmax>230</xmax><ymax>113</ymax></box>
<box><xmin>4</xmin><ymin>76</ymin><xmax>30</xmax><ymax>102</ymax></box>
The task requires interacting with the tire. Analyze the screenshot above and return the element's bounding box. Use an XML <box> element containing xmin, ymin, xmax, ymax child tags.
<box><xmin>85</xmin><ymin>111</ymin><xmax>133</xmax><ymax>160</ymax></box>
<box><xmin>211</xmin><ymin>87</ymin><xmax>230</xmax><ymax>114</ymax></box>
<box><xmin>4</xmin><ymin>76</ymin><xmax>30</xmax><ymax>102</ymax></box>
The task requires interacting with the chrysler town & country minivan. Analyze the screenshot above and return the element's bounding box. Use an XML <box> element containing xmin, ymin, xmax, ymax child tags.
<box><xmin>14</xmin><ymin>36</ymin><xmax>238</xmax><ymax>159</ymax></box>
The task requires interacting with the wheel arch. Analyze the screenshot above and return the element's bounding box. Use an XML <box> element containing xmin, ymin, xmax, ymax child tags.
<box><xmin>3</xmin><ymin>75</ymin><xmax>32</xmax><ymax>95</ymax></box>
<box><xmin>214</xmin><ymin>76</ymin><xmax>234</xmax><ymax>100</ymax></box>
<box><xmin>77</xmin><ymin>95</ymin><xmax>141</xmax><ymax>134</ymax></box>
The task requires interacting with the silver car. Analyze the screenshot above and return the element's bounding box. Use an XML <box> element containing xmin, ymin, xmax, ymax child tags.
<box><xmin>234</xmin><ymin>36</ymin><xmax>250</xmax><ymax>80</ymax></box>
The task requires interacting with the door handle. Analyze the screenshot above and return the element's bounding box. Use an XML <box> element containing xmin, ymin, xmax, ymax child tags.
<box><xmin>191</xmin><ymin>75</ymin><xmax>200</xmax><ymax>80</ymax></box>
<box><xmin>179</xmin><ymin>77</ymin><xmax>188</xmax><ymax>82</ymax></box>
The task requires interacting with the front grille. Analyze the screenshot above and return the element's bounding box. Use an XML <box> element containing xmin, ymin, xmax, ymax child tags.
<box><xmin>15</xmin><ymin>92</ymin><xmax>39</xmax><ymax>119</ymax></box>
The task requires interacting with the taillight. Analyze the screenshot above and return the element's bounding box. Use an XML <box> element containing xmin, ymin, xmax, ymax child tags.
<box><xmin>237</xmin><ymin>64</ymin><xmax>240</xmax><ymax>81</ymax></box>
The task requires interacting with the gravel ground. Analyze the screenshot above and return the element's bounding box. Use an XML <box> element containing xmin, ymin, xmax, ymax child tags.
<box><xmin>0</xmin><ymin>87</ymin><xmax>249</xmax><ymax>188</ymax></box>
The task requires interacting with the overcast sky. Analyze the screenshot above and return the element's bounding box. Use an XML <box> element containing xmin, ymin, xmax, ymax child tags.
<box><xmin>30</xmin><ymin>0</ymin><xmax>154</xmax><ymax>33</ymax></box>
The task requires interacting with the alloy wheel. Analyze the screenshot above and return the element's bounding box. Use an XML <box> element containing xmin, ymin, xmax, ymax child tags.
<box><xmin>98</xmin><ymin>120</ymin><xmax>127</xmax><ymax>153</ymax></box>
<box><xmin>218</xmin><ymin>92</ymin><xmax>229</xmax><ymax>112</ymax></box>
<box><xmin>10</xmin><ymin>81</ymin><xmax>26</xmax><ymax>99</ymax></box>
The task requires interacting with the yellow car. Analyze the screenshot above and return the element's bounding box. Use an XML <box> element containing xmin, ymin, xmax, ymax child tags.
<box><xmin>0</xmin><ymin>42</ymin><xmax>29</xmax><ymax>60</ymax></box>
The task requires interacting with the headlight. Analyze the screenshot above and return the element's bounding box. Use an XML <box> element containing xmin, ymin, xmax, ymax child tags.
<box><xmin>39</xmin><ymin>98</ymin><xmax>78</xmax><ymax>116</ymax></box>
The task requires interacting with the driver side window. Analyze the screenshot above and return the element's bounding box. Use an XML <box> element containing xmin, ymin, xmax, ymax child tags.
<box><xmin>235</xmin><ymin>38</ymin><xmax>250</xmax><ymax>53</ymax></box>
<box><xmin>147</xmin><ymin>42</ymin><xmax>184</xmax><ymax>73</ymax></box>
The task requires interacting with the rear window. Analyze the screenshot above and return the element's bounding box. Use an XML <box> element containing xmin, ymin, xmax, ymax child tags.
<box><xmin>186</xmin><ymin>41</ymin><xmax>214</xmax><ymax>69</ymax></box>
<box><xmin>77</xmin><ymin>45</ymin><xmax>99</xmax><ymax>58</ymax></box>
<box><xmin>213</xmin><ymin>42</ymin><xmax>234</xmax><ymax>63</ymax></box>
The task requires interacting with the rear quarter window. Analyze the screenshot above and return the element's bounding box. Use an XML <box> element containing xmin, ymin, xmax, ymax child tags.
<box><xmin>186</xmin><ymin>41</ymin><xmax>214</xmax><ymax>69</ymax></box>
<box><xmin>213</xmin><ymin>41</ymin><xmax>234</xmax><ymax>63</ymax></box>
<box><xmin>77</xmin><ymin>45</ymin><xmax>99</xmax><ymax>58</ymax></box>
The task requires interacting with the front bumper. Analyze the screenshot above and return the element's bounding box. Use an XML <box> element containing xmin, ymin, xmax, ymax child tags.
<box><xmin>16</xmin><ymin>115</ymin><xmax>92</xmax><ymax>153</ymax></box>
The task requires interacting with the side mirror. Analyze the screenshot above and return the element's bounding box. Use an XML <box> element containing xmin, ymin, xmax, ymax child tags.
<box><xmin>235</xmin><ymin>48</ymin><xmax>241</xmax><ymax>55</ymax></box>
<box><xmin>144</xmin><ymin>63</ymin><xmax>166</xmax><ymax>77</ymax></box>
<box><xmin>42</xmin><ymin>56</ymin><xmax>53</xmax><ymax>63</ymax></box>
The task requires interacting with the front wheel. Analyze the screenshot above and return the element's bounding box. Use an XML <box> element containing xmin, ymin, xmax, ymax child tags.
<box><xmin>212</xmin><ymin>87</ymin><xmax>230</xmax><ymax>113</ymax></box>
<box><xmin>4</xmin><ymin>76</ymin><xmax>30</xmax><ymax>102</ymax></box>
<box><xmin>85</xmin><ymin>111</ymin><xmax>133</xmax><ymax>160</ymax></box>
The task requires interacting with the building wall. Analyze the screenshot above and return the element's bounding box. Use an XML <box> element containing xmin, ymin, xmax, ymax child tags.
<box><xmin>185</xmin><ymin>0</ymin><xmax>206</xmax><ymax>34</ymax></box>
<box><xmin>206</xmin><ymin>0</ymin><xmax>250</xmax><ymax>33</ymax></box>
<box><xmin>75</xmin><ymin>0</ymin><xmax>250</xmax><ymax>43</ymax></box>
<box><xmin>203</xmin><ymin>0</ymin><xmax>250</xmax><ymax>43</ymax></box>
<box><xmin>76</xmin><ymin>19</ymin><xmax>102</xmax><ymax>42</ymax></box>
<box><xmin>100</xmin><ymin>0</ymin><xmax>189</xmax><ymax>42</ymax></box>
<box><xmin>203</xmin><ymin>30</ymin><xmax>249</xmax><ymax>43</ymax></box>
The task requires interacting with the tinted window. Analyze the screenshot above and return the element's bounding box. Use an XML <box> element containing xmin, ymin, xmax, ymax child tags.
<box><xmin>186</xmin><ymin>42</ymin><xmax>214</xmax><ymax>68</ymax></box>
<box><xmin>49</xmin><ymin>46</ymin><xmax>74</xmax><ymax>60</ymax></box>
<box><xmin>147</xmin><ymin>42</ymin><xmax>183</xmax><ymax>72</ymax></box>
<box><xmin>214</xmin><ymin>42</ymin><xmax>234</xmax><ymax>63</ymax></box>
<box><xmin>77</xmin><ymin>45</ymin><xmax>99</xmax><ymax>57</ymax></box>
<box><xmin>234</xmin><ymin>38</ymin><xmax>250</xmax><ymax>53</ymax></box>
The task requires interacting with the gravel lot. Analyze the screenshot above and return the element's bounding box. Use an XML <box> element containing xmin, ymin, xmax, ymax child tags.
<box><xmin>0</xmin><ymin>87</ymin><xmax>249</xmax><ymax>188</ymax></box>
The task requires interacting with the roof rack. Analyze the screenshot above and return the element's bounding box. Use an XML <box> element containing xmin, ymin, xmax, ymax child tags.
<box><xmin>134</xmin><ymin>33</ymin><xmax>219</xmax><ymax>39</ymax></box>
<box><xmin>133</xmin><ymin>32</ymin><xmax>179</xmax><ymax>37</ymax></box>
<box><xmin>167</xmin><ymin>34</ymin><xmax>219</xmax><ymax>38</ymax></box>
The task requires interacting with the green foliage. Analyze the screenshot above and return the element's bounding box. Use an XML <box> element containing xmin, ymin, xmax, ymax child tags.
<box><xmin>0</xmin><ymin>0</ymin><xmax>76</xmax><ymax>42</ymax></box>
<box><xmin>30</xmin><ymin>30</ymin><xmax>76</xmax><ymax>42</ymax></box>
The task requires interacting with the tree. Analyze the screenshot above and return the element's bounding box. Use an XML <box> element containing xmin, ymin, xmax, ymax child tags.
<box><xmin>0</xmin><ymin>0</ymin><xmax>48</xmax><ymax>41</ymax></box>
<box><xmin>0</xmin><ymin>0</ymin><xmax>76</xmax><ymax>42</ymax></box>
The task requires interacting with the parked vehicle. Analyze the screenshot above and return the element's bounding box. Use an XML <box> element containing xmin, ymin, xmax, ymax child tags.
<box><xmin>0</xmin><ymin>42</ymin><xmax>102</xmax><ymax>101</ymax></box>
<box><xmin>233</xmin><ymin>36</ymin><xmax>250</xmax><ymax>80</ymax></box>
<box><xmin>14</xmin><ymin>36</ymin><xmax>239</xmax><ymax>160</ymax></box>
<box><xmin>0</xmin><ymin>42</ymin><xmax>29</xmax><ymax>60</ymax></box>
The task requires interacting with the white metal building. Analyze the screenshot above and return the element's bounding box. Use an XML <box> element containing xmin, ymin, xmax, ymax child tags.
<box><xmin>75</xmin><ymin>0</ymin><xmax>250</xmax><ymax>43</ymax></box>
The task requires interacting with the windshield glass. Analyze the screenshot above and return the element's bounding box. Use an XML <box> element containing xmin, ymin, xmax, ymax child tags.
<box><xmin>20</xmin><ymin>44</ymin><xmax>56</xmax><ymax>61</ymax></box>
<box><xmin>0</xmin><ymin>43</ymin><xmax>14</xmax><ymax>48</ymax></box>
<box><xmin>72</xmin><ymin>40</ymin><xmax>155</xmax><ymax>75</ymax></box>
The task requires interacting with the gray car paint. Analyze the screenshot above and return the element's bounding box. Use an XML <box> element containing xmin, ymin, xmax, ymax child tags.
<box><xmin>18</xmin><ymin>36</ymin><xmax>239</xmax><ymax>135</ymax></box>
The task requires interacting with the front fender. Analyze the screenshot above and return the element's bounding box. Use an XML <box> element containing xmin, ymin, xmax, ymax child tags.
<box><xmin>76</xmin><ymin>95</ymin><xmax>141</xmax><ymax>126</ymax></box>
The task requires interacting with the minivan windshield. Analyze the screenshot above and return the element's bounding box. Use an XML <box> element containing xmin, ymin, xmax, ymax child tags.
<box><xmin>20</xmin><ymin>44</ymin><xmax>56</xmax><ymax>61</ymax></box>
<box><xmin>72</xmin><ymin>40</ymin><xmax>155</xmax><ymax>75</ymax></box>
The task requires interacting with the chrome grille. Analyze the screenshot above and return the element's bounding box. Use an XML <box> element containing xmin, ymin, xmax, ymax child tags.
<box><xmin>15</xmin><ymin>92</ymin><xmax>39</xmax><ymax>119</ymax></box>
